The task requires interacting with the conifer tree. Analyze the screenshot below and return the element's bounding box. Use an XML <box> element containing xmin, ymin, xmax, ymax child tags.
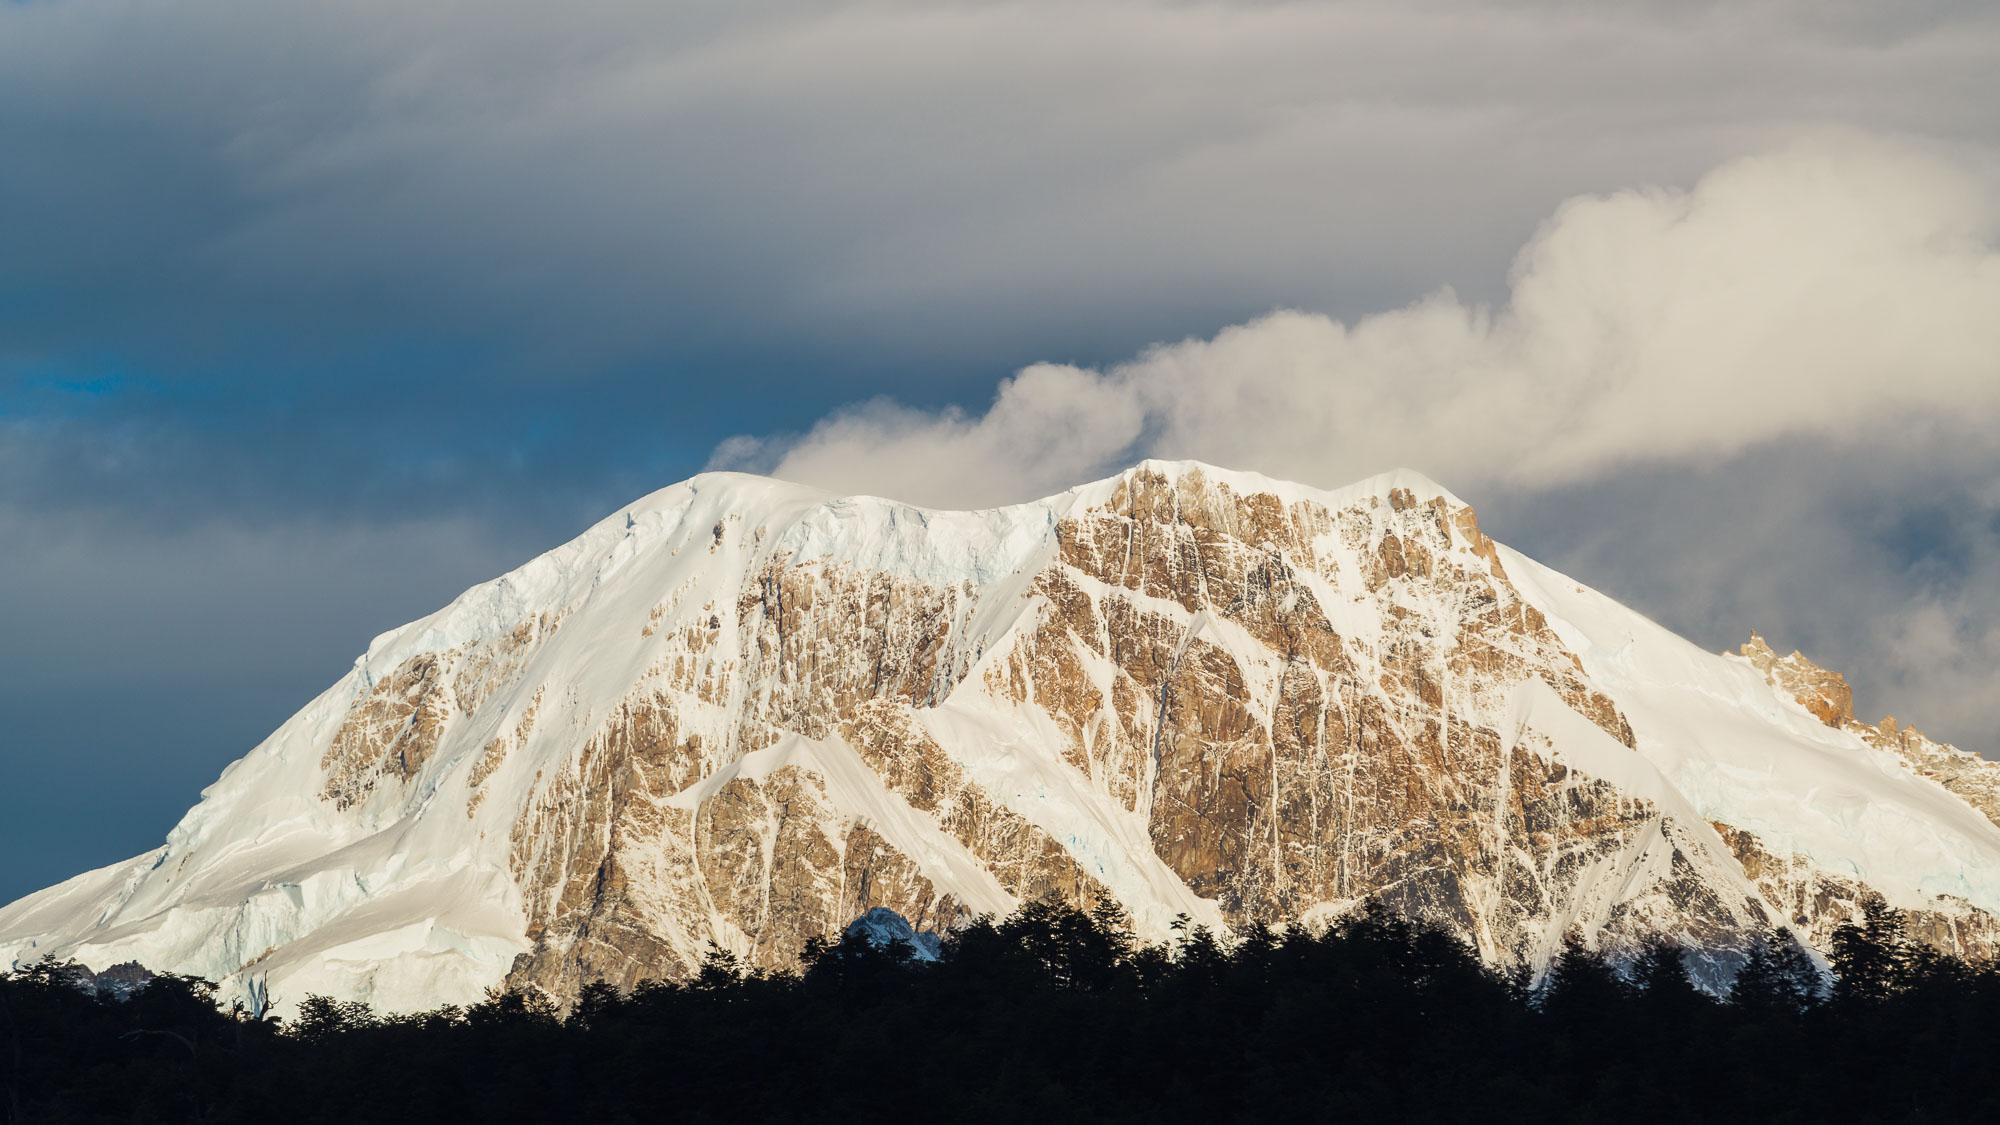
<box><xmin>1730</xmin><ymin>929</ymin><xmax>1822</xmax><ymax>1017</ymax></box>
<box><xmin>1831</xmin><ymin>897</ymin><xmax>1910</xmax><ymax>1004</ymax></box>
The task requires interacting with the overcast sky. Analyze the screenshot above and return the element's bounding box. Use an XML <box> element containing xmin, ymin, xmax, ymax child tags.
<box><xmin>3</xmin><ymin>0</ymin><xmax>1998</xmax><ymax>904</ymax></box>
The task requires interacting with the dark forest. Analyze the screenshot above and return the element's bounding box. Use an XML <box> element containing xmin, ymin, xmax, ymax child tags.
<box><xmin>2</xmin><ymin>897</ymin><xmax>1991</xmax><ymax>1124</ymax></box>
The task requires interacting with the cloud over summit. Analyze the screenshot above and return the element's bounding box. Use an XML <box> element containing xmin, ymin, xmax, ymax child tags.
<box><xmin>733</xmin><ymin>134</ymin><xmax>2000</xmax><ymax>508</ymax></box>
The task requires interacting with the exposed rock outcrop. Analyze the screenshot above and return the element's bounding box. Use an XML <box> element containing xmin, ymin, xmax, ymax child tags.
<box><xmin>485</xmin><ymin>466</ymin><xmax>2000</xmax><ymax>1000</ymax></box>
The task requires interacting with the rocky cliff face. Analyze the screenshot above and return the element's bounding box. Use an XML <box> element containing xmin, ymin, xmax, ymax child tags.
<box><xmin>7</xmin><ymin>461</ymin><xmax>2000</xmax><ymax>1012</ymax></box>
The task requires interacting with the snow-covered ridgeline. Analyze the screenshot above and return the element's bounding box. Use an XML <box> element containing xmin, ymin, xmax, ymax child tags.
<box><xmin>2</xmin><ymin>459</ymin><xmax>1997</xmax><ymax>1015</ymax></box>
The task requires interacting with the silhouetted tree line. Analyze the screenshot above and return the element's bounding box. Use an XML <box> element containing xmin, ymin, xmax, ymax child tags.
<box><xmin>4</xmin><ymin>896</ymin><xmax>1997</xmax><ymax>1123</ymax></box>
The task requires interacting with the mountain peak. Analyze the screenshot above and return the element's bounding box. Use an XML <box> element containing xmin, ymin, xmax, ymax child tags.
<box><xmin>7</xmin><ymin>460</ymin><xmax>1999</xmax><ymax>1015</ymax></box>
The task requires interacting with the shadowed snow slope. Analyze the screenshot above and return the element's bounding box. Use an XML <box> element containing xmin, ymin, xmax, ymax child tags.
<box><xmin>6</xmin><ymin>460</ymin><xmax>2000</xmax><ymax>1013</ymax></box>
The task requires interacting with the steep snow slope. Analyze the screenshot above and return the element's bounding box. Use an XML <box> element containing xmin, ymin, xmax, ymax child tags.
<box><xmin>1507</xmin><ymin>550</ymin><xmax>2000</xmax><ymax>910</ymax></box>
<box><xmin>5</xmin><ymin>461</ymin><xmax>1998</xmax><ymax>1013</ymax></box>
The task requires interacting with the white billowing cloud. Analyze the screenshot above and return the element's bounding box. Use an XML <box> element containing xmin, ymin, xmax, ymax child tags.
<box><xmin>722</xmin><ymin>361</ymin><xmax>1149</xmax><ymax>504</ymax></box>
<box><xmin>726</xmin><ymin>133</ymin><xmax>2000</xmax><ymax>507</ymax></box>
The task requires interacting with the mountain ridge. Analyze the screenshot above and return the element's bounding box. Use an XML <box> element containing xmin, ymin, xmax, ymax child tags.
<box><xmin>6</xmin><ymin>459</ymin><xmax>1998</xmax><ymax>1013</ymax></box>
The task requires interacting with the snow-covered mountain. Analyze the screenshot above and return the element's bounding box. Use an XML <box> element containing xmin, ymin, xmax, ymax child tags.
<box><xmin>6</xmin><ymin>461</ymin><xmax>2000</xmax><ymax>1013</ymax></box>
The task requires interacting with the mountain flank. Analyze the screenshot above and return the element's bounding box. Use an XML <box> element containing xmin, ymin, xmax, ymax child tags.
<box><xmin>6</xmin><ymin>460</ymin><xmax>1999</xmax><ymax>1013</ymax></box>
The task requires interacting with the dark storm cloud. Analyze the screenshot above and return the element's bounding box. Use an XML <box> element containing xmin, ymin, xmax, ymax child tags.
<box><xmin>2</xmin><ymin>0</ymin><xmax>1998</xmax><ymax>900</ymax></box>
<box><xmin>7</xmin><ymin>0</ymin><xmax>1998</xmax><ymax>413</ymax></box>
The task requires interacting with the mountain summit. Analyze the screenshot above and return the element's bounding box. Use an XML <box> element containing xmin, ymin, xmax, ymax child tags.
<box><xmin>6</xmin><ymin>461</ymin><xmax>1999</xmax><ymax>1013</ymax></box>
